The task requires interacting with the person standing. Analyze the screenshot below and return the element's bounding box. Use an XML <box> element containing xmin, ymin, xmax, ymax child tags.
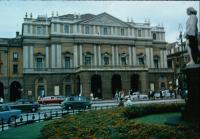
<box><xmin>185</xmin><ymin>7</ymin><xmax>200</xmax><ymax>65</ymax></box>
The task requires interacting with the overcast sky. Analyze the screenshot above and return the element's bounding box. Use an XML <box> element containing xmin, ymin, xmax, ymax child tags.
<box><xmin>0</xmin><ymin>1</ymin><xmax>199</xmax><ymax>43</ymax></box>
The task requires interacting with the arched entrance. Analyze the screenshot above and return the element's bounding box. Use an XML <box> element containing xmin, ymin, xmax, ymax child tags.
<box><xmin>10</xmin><ymin>81</ymin><xmax>21</xmax><ymax>101</ymax></box>
<box><xmin>131</xmin><ymin>74</ymin><xmax>139</xmax><ymax>92</ymax></box>
<box><xmin>112</xmin><ymin>74</ymin><xmax>121</xmax><ymax>97</ymax></box>
<box><xmin>36</xmin><ymin>78</ymin><xmax>46</xmax><ymax>98</ymax></box>
<box><xmin>91</xmin><ymin>75</ymin><xmax>102</xmax><ymax>99</ymax></box>
<box><xmin>0</xmin><ymin>82</ymin><xmax>4</xmax><ymax>98</ymax></box>
<box><xmin>63</xmin><ymin>76</ymin><xmax>72</xmax><ymax>96</ymax></box>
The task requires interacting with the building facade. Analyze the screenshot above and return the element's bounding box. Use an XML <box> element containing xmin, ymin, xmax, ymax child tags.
<box><xmin>0</xmin><ymin>34</ymin><xmax>23</xmax><ymax>101</ymax></box>
<box><xmin>1</xmin><ymin>12</ymin><xmax>174</xmax><ymax>101</ymax></box>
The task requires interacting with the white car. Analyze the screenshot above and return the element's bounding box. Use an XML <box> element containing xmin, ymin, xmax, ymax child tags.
<box><xmin>154</xmin><ymin>92</ymin><xmax>161</xmax><ymax>99</ymax></box>
<box><xmin>130</xmin><ymin>92</ymin><xmax>148</xmax><ymax>100</ymax></box>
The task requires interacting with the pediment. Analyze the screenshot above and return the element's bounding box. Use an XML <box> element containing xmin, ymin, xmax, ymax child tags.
<box><xmin>81</xmin><ymin>13</ymin><xmax>129</xmax><ymax>27</ymax></box>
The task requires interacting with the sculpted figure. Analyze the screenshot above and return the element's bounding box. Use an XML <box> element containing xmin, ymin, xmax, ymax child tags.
<box><xmin>185</xmin><ymin>7</ymin><xmax>200</xmax><ymax>66</ymax></box>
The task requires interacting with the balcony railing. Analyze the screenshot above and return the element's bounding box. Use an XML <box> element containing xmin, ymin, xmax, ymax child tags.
<box><xmin>23</xmin><ymin>66</ymin><xmax>173</xmax><ymax>74</ymax></box>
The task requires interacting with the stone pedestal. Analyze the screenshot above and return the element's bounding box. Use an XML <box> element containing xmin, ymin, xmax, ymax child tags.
<box><xmin>183</xmin><ymin>65</ymin><xmax>200</xmax><ymax>123</ymax></box>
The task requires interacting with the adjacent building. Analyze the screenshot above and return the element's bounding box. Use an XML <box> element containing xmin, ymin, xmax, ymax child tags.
<box><xmin>0</xmin><ymin>12</ymin><xmax>174</xmax><ymax>101</ymax></box>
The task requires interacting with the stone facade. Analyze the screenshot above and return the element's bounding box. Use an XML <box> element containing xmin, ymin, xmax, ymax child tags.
<box><xmin>0</xmin><ymin>12</ymin><xmax>174</xmax><ymax>101</ymax></box>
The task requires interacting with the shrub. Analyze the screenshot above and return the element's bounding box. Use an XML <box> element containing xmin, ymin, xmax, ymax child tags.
<box><xmin>41</xmin><ymin>104</ymin><xmax>199</xmax><ymax>139</ymax></box>
<box><xmin>124</xmin><ymin>103</ymin><xmax>185</xmax><ymax>119</ymax></box>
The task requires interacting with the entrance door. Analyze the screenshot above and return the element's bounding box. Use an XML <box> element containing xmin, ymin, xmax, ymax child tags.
<box><xmin>10</xmin><ymin>81</ymin><xmax>21</xmax><ymax>101</ymax></box>
<box><xmin>112</xmin><ymin>74</ymin><xmax>121</xmax><ymax>97</ymax></box>
<box><xmin>0</xmin><ymin>82</ymin><xmax>4</xmax><ymax>98</ymax></box>
<box><xmin>91</xmin><ymin>75</ymin><xmax>102</xmax><ymax>99</ymax></box>
<box><xmin>131</xmin><ymin>74</ymin><xmax>139</xmax><ymax>92</ymax></box>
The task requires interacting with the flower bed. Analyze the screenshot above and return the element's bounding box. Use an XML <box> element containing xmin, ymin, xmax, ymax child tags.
<box><xmin>41</xmin><ymin>104</ymin><xmax>200</xmax><ymax>139</ymax></box>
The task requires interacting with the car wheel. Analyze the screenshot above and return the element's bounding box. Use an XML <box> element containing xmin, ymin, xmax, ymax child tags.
<box><xmin>68</xmin><ymin>106</ymin><xmax>72</xmax><ymax>110</ymax></box>
<box><xmin>9</xmin><ymin>116</ymin><xmax>16</xmax><ymax>125</ymax></box>
<box><xmin>32</xmin><ymin>108</ymin><xmax>36</xmax><ymax>112</ymax></box>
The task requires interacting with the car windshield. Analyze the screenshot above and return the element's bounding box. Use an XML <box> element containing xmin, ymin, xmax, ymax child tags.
<box><xmin>0</xmin><ymin>105</ymin><xmax>10</xmax><ymax>111</ymax></box>
<box><xmin>67</xmin><ymin>96</ymin><xmax>87</xmax><ymax>101</ymax></box>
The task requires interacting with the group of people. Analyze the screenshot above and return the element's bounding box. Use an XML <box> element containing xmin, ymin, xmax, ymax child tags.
<box><xmin>114</xmin><ymin>89</ymin><xmax>125</xmax><ymax>101</ymax></box>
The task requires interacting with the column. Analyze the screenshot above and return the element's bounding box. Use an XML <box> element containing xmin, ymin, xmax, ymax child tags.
<box><xmin>112</xmin><ymin>46</ymin><xmax>115</xmax><ymax>66</ymax></box>
<box><xmin>116</xmin><ymin>46</ymin><xmax>119</xmax><ymax>66</ymax></box>
<box><xmin>160</xmin><ymin>50</ymin><xmax>164</xmax><ymax>68</ymax></box>
<box><xmin>94</xmin><ymin>45</ymin><xmax>97</xmax><ymax>66</ymax></box>
<box><xmin>132</xmin><ymin>46</ymin><xmax>137</xmax><ymax>66</ymax></box>
<box><xmin>45</xmin><ymin>47</ymin><xmax>49</xmax><ymax>68</ymax></box>
<box><xmin>145</xmin><ymin>48</ymin><xmax>150</xmax><ymax>67</ymax></box>
<box><xmin>79</xmin><ymin>44</ymin><xmax>82</xmax><ymax>65</ymax></box>
<box><xmin>51</xmin><ymin>44</ymin><xmax>56</xmax><ymax>68</ymax></box>
<box><xmin>98</xmin><ymin>45</ymin><xmax>101</xmax><ymax>66</ymax></box>
<box><xmin>128</xmin><ymin>46</ymin><xmax>132</xmax><ymax>66</ymax></box>
<box><xmin>73</xmin><ymin>44</ymin><xmax>78</xmax><ymax>67</ymax></box>
<box><xmin>57</xmin><ymin>44</ymin><xmax>62</xmax><ymax>68</ymax></box>
<box><xmin>23</xmin><ymin>46</ymin><xmax>29</xmax><ymax>68</ymax></box>
<box><xmin>30</xmin><ymin>46</ymin><xmax>34</xmax><ymax>68</ymax></box>
<box><xmin>149</xmin><ymin>48</ymin><xmax>154</xmax><ymax>68</ymax></box>
<box><xmin>163</xmin><ymin>50</ymin><xmax>167</xmax><ymax>68</ymax></box>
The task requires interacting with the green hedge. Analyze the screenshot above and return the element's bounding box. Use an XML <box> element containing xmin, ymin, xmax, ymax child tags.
<box><xmin>41</xmin><ymin>104</ymin><xmax>199</xmax><ymax>139</ymax></box>
<box><xmin>124</xmin><ymin>103</ymin><xmax>185</xmax><ymax>119</ymax></box>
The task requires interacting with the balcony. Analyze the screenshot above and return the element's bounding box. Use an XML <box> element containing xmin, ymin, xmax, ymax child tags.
<box><xmin>148</xmin><ymin>68</ymin><xmax>174</xmax><ymax>73</ymax></box>
<box><xmin>76</xmin><ymin>65</ymin><xmax>148</xmax><ymax>72</ymax></box>
<box><xmin>23</xmin><ymin>68</ymin><xmax>76</xmax><ymax>74</ymax></box>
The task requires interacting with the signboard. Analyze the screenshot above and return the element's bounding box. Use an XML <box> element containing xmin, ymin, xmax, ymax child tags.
<box><xmin>54</xmin><ymin>86</ymin><xmax>59</xmax><ymax>96</ymax></box>
<box><xmin>28</xmin><ymin>90</ymin><xmax>32</xmax><ymax>96</ymax></box>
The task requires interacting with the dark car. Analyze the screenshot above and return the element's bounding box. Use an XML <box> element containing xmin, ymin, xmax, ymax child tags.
<box><xmin>61</xmin><ymin>96</ymin><xmax>91</xmax><ymax>110</ymax></box>
<box><xmin>10</xmin><ymin>99</ymin><xmax>40</xmax><ymax>112</ymax></box>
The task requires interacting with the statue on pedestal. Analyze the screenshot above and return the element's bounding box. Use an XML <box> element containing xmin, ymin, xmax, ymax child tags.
<box><xmin>185</xmin><ymin>7</ymin><xmax>200</xmax><ymax>66</ymax></box>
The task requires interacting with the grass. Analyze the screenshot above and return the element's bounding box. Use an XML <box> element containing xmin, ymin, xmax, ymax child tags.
<box><xmin>135</xmin><ymin>112</ymin><xmax>181</xmax><ymax>124</ymax></box>
<box><xmin>0</xmin><ymin>121</ymin><xmax>48</xmax><ymax>139</ymax></box>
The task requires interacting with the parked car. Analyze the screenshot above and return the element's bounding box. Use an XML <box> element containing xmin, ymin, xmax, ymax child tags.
<box><xmin>10</xmin><ymin>99</ymin><xmax>40</xmax><ymax>112</ymax></box>
<box><xmin>61</xmin><ymin>96</ymin><xmax>92</xmax><ymax>110</ymax></box>
<box><xmin>129</xmin><ymin>92</ymin><xmax>148</xmax><ymax>100</ymax></box>
<box><xmin>38</xmin><ymin>96</ymin><xmax>65</xmax><ymax>104</ymax></box>
<box><xmin>153</xmin><ymin>92</ymin><xmax>161</xmax><ymax>99</ymax></box>
<box><xmin>0</xmin><ymin>104</ymin><xmax>21</xmax><ymax>123</ymax></box>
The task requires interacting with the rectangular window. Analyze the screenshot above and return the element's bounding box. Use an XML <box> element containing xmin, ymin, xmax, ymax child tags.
<box><xmin>104</xmin><ymin>57</ymin><xmax>109</xmax><ymax>65</ymax></box>
<box><xmin>167</xmin><ymin>59</ymin><xmax>172</xmax><ymax>68</ymax></box>
<box><xmin>36</xmin><ymin>57</ymin><xmax>43</xmax><ymax>69</ymax></box>
<box><xmin>65</xmin><ymin>57</ymin><xmax>71</xmax><ymax>68</ymax></box>
<box><xmin>103</xmin><ymin>27</ymin><xmax>108</xmax><ymax>35</ymax></box>
<box><xmin>27</xmin><ymin>25</ymin><xmax>30</xmax><ymax>33</ymax></box>
<box><xmin>13</xmin><ymin>52</ymin><xmax>18</xmax><ymax>61</ymax></box>
<box><xmin>54</xmin><ymin>24</ymin><xmax>57</xmax><ymax>32</ymax></box>
<box><xmin>138</xmin><ymin>30</ymin><xmax>142</xmax><ymax>37</ymax></box>
<box><xmin>154</xmin><ymin>59</ymin><xmax>159</xmax><ymax>68</ymax></box>
<box><xmin>85</xmin><ymin>26</ymin><xmax>89</xmax><ymax>34</ymax></box>
<box><xmin>64</xmin><ymin>24</ymin><xmax>69</xmax><ymax>33</ymax></box>
<box><xmin>138</xmin><ymin>57</ymin><xmax>144</xmax><ymax>65</ymax></box>
<box><xmin>85</xmin><ymin>56</ymin><xmax>91</xmax><ymax>65</ymax></box>
<box><xmin>37</xmin><ymin>26</ymin><xmax>42</xmax><ymax>34</ymax></box>
<box><xmin>121</xmin><ymin>28</ymin><xmax>124</xmax><ymax>36</ymax></box>
<box><xmin>153</xmin><ymin>33</ymin><xmax>156</xmax><ymax>40</ymax></box>
<box><xmin>13</xmin><ymin>64</ymin><xmax>18</xmax><ymax>74</ymax></box>
<box><xmin>121</xmin><ymin>56</ymin><xmax>127</xmax><ymax>65</ymax></box>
